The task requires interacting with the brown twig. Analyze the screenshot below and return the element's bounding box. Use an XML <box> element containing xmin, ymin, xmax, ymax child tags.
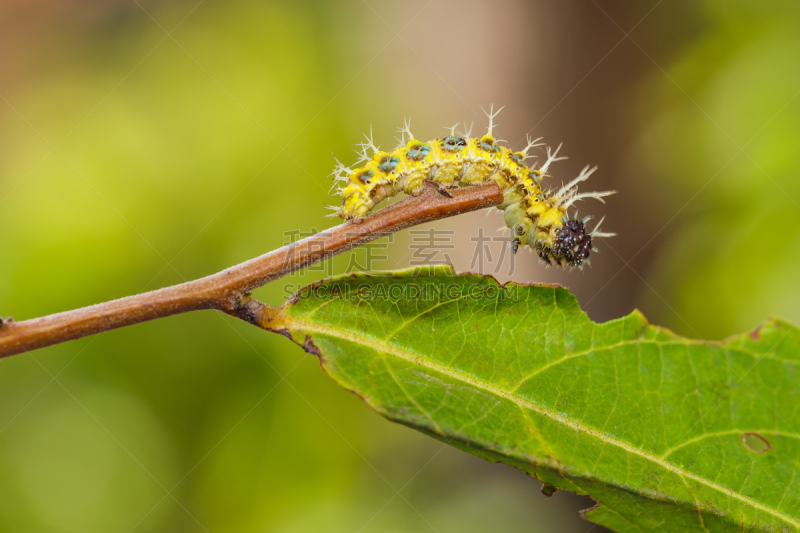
<box><xmin>0</xmin><ymin>182</ymin><xmax>503</xmax><ymax>358</ymax></box>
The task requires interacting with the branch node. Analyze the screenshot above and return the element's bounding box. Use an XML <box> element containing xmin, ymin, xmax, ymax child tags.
<box><xmin>228</xmin><ymin>294</ymin><xmax>262</xmax><ymax>326</ymax></box>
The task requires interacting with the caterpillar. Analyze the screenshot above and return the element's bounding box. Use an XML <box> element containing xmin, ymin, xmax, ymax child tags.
<box><xmin>328</xmin><ymin>106</ymin><xmax>615</xmax><ymax>269</ymax></box>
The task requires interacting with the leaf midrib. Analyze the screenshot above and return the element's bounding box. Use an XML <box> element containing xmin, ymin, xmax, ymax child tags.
<box><xmin>289</xmin><ymin>317</ymin><xmax>799</xmax><ymax>529</ymax></box>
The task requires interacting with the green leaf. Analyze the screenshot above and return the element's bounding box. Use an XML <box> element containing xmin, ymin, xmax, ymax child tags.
<box><xmin>265</xmin><ymin>265</ymin><xmax>800</xmax><ymax>532</ymax></box>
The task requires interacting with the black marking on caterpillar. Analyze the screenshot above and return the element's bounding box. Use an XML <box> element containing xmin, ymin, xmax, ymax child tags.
<box><xmin>327</xmin><ymin>106</ymin><xmax>615</xmax><ymax>269</ymax></box>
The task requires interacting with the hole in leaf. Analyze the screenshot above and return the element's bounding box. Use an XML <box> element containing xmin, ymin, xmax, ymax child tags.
<box><xmin>741</xmin><ymin>432</ymin><xmax>771</xmax><ymax>453</ymax></box>
<box><xmin>541</xmin><ymin>483</ymin><xmax>557</xmax><ymax>499</ymax></box>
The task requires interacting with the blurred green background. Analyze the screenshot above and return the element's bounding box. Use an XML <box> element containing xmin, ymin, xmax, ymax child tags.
<box><xmin>1</xmin><ymin>0</ymin><xmax>798</xmax><ymax>531</ymax></box>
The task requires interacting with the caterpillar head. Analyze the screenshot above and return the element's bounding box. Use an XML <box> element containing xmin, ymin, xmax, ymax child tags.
<box><xmin>552</xmin><ymin>218</ymin><xmax>592</xmax><ymax>268</ymax></box>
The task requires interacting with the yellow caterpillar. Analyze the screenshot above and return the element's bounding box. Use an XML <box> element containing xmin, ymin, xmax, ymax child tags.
<box><xmin>329</xmin><ymin>107</ymin><xmax>615</xmax><ymax>268</ymax></box>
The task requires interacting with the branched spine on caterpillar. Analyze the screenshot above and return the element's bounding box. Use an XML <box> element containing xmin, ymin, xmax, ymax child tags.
<box><xmin>328</xmin><ymin>106</ymin><xmax>615</xmax><ymax>269</ymax></box>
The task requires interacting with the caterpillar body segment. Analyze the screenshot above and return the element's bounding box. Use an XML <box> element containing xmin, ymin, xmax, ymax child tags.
<box><xmin>330</xmin><ymin>107</ymin><xmax>615</xmax><ymax>269</ymax></box>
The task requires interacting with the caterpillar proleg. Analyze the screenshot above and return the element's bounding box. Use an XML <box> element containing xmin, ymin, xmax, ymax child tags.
<box><xmin>329</xmin><ymin>107</ymin><xmax>615</xmax><ymax>269</ymax></box>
